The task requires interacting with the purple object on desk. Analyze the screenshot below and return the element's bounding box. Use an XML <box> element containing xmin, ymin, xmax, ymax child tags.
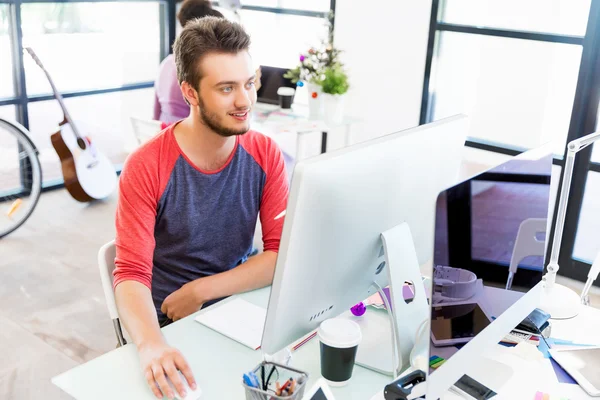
<box><xmin>351</xmin><ymin>302</ymin><xmax>366</xmax><ymax>316</ymax></box>
<box><xmin>350</xmin><ymin>284</ymin><xmax>416</xmax><ymax>315</ymax></box>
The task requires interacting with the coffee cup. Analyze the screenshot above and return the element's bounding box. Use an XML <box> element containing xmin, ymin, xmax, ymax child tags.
<box><xmin>317</xmin><ymin>318</ymin><xmax>362</xmax><ymax>387</ymax></box>
<box><xmin>277</xmin><ymin>87</ymin><xmax>295</xmax><ymax>109</ymax></box>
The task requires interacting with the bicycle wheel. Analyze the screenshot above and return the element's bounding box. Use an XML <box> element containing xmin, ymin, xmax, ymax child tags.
<box><xmin>0</xmin><ymin>118</ymin><xmax>43</xmax><ymax>238</ymax></box>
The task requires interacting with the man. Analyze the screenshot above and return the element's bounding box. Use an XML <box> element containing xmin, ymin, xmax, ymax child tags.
<box><xmin>153</xmin><ymin>0</ymin><xmax>224</xmax><ymax>123</ymax></box>
<box><xmin>114</xmin><ymin>17</ymin><xmax>288</xmax><ymax>399</ymax></box>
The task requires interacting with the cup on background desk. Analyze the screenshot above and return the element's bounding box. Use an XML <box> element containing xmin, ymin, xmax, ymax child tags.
<box><xmin>277</xmin><ymin>87</ymin><xmax>295</xmax><ymax>109</ymax></box>
<box><xmin>318</xmin><ymin>318</ymin><xmax>362</xmax><ymax>387</ymax></box>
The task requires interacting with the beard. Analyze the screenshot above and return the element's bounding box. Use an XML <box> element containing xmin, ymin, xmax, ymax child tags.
<box><xmin>198</xmin><ymin>96</ymin><xmax>250</xmax><ymax>138</ymax></box>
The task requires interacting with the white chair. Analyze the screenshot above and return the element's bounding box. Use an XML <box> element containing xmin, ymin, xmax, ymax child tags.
<box><xmin>98</xmin><ymin>240</ymin><xmax>129</xmax><ymax>346</ymax></box>
<box><xmin>130</xmin><ymin>116</ymin><xmax>163</xmax><ymax>147</ymax></box>
<box><xmin>506</xmin><ymin>218</ymin><xmax>547</xmax><ymax>290</ymax></box>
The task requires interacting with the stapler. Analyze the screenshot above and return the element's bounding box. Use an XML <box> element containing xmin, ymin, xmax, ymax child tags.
<box><xmin>384</xmin><ymin>370</ymin><xmax>426</xmax><ymax>400</ymax></box>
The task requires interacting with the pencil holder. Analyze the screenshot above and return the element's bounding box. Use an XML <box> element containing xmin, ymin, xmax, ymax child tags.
<box><xmin>242</xmin><ymin>361</ymin><xmax>309</xmax><ymax>400</ymax></box>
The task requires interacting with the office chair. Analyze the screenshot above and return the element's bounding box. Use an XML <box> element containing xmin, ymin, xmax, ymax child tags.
<box><xmin>506</xmin><ymin>218</ymin><xmax>547</xmax><ymax>290</ymax></box>
<box><xmin>130</xmin><ymin>116</ymin><xmax>163</xmax><ymax>147</ymax></box>
<box><xmin>98</xmin><ymin>240</ymin><xmax>129</xmax><ymax>347</ymax></box>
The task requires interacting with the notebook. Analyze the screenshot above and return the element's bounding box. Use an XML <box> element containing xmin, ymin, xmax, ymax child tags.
<box><xmin>195</xmin><ymin>297</ymin><xmax>266</xmax><ymax>350</ymax></box>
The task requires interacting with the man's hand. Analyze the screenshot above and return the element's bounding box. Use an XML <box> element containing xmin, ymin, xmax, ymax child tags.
<box><xmin>161</xmin><ymin>280</ymin><xmax>205</xmax><ymax>322</ymax></box>
<box><xmin>139</xmin><ymin>341</ymin><xmax>196</xmax><ymax>399</ymax></box>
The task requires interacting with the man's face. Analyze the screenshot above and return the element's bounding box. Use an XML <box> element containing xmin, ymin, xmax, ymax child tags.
<box><xmin>195</xmin><ymin>51</ymin><xmax>257</xmax><ymax>137</ymax></box>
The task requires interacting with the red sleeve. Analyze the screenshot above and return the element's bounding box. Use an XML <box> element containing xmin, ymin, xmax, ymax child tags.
<box><xmin>241</xmin><ymin>133</ymin><xmax>289</xmax><ymax>253</ymax></box>
<box><xmin>113</xmin><ymin>129</ymin><xmax>178</xmax><ymax>289</ymax></box>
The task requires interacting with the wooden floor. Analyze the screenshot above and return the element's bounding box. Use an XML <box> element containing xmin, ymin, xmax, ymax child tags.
<box><xmin>0</xmin><ymin>189</ymin><xmax>118</xmax><ymax>400</ymax></box>
<box><xmin>1</xmin><ymin>187</ymin><xmax>599</xmax><ymax>399</ymax></box>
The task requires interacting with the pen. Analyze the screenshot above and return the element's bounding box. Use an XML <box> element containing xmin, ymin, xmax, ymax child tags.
<box><xmin>292</xmin><ymin>331</ymin><xmax>317</xmax><ymax>352</ymax></box>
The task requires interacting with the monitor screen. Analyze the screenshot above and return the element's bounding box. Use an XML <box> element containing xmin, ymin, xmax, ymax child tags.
<box><xmin>429</xmin><ymin>149</ymin><xmax>552</xmax><ymax>370</ymax></box>
<box><xmin>256</xmin><ymin>66</ymin><xmax>296</xmax><ymax>105</ymax></box>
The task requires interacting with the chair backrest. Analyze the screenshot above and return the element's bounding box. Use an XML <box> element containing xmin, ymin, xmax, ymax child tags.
<box><xmin>509</xmin><ymin>218</ymin><xmax>547</xmax><ymax>274</ymax></box>
<box><xmin>98</xmin><ymin>240</ymin><xmax>119</xmax><ymax>320</ymax></box>
<box><xmin>130</xmin><ymin>116</ymin><xmax>163</xmax><ymax>147</ymax></box>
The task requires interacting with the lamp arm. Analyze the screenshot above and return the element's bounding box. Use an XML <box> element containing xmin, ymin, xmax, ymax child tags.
<box><xmin>545</xmin><ymin>130</ymin><xmax>600</xmax><ymax>288</ymax></box>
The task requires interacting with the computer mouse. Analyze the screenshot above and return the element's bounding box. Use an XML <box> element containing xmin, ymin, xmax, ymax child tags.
<box><xmin>166</xmin><ymin>373</ymin><xmax>203</xmax><ymax>400</ymax></box>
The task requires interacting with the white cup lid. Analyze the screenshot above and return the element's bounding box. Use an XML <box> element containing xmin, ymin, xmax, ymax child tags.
<box><xmin>318</xmin><ymin>318</ymin><xmax>362</xmax><ymax>349</ymax></box>
<box><xmin>277</xmin><ymin>87</ymin><xmax>296</xmax><ymax>96</ymax></box>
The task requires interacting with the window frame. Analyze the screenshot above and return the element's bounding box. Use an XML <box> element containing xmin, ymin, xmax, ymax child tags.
<box><xmin>420</xmin><ymin>0</ymin><xmax>600</xmax><ymax>285</ymax></box>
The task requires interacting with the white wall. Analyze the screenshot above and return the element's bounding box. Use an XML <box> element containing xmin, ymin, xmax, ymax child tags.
<box><xmin>331</xmin><ymin>0</ymin><xmax>432</xmax><ymax>146</ymax></box>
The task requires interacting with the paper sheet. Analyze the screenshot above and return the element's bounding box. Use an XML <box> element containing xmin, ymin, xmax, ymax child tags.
<box><xmin>195</xmin><ymin>298</ymin><xmax>266</xmax><ymax>350</ymax></box>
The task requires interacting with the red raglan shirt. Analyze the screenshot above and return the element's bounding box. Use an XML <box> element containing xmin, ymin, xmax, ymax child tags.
<box><xmin>113</xmin><ymin>123</ymin><xmax>289</xmax><ymax>323</ymax></box>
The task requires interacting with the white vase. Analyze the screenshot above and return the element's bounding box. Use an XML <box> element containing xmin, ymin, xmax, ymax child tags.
<box><xmin>306</xmin><ymin>83</ymin><xmax>323</xmax><ymax>120</ymax></box>
<box><xmin>323</xmin><ymin>93</ymin><xmax>345</xmax><ymax>125</ymax></box>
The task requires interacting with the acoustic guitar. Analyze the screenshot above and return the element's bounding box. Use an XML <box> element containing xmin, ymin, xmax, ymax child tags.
<box><xmin>25</xmin><ymin>47</ymin><xmax>117</xmax><ymax>202</ymax></box>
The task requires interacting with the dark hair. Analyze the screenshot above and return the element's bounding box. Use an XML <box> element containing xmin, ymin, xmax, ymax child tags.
<box><xmin>173</xmin><ymin>16</ymin><xmax>251</xmax><ymax>91</ymax></box>
<box><xmin>177</xmin><ymin>0</ymin><xmax>223</xmax><ymax>27</ymax></box>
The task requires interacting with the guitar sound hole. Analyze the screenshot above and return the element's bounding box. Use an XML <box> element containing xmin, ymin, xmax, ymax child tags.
<box><xmin>77</xmin><ymin>138</ymin><xmax>87</xmax><ymax>150</ymax></box>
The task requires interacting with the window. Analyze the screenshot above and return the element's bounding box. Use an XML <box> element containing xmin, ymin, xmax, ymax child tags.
<box><xmin>440</xmin><ymin>0</ymin><xmax>591</xmax><ymax>36</ymax></box>
<box><xmin>0</xmin><ymin>105</ymin><xmax>19</xmax><ymax>194</ymax></box>
<box><xmin>240</xmin><ymin>0</ymin><xmax>330</xmax><ymax>12</ymax></box>
<box><xmin>212</xmin><ymin>1</ymin><xmax>331</xmax><ymax>68</ymax></box>
<box><xmin>239</xmin><ymin>10</ymin><xmax>329</xmax><ymax>68</ymax></box>
<box><xmin>0</xmin><ymin>5</ymin><xmax>14</xmax><ymax>99</ymax></box>
<box><xmin>424</xmin><ymin>0</ymin><xmax>600</xmax><ymax>285</ymax></box>
<box><xmin>0</xmin><ymin>105</ymin><xmax>15</xmax><ymax>121</ymax></box>
<box><xmin>21</xmin><ymin>2</ymin><xmax>161</xmax><ymax>96</ymax></box>
<box><xmin>276</xmin><ymin>0</ymin><xmax>330</xmax><ymax>12</ymax></box>
<box><xmin>432</xmin><ymin>32</ymin><xmax>582</xmax><ymax>156</ymax></box>
<box><xmin>573</xmin><ymin>171</ymin><xmax>600</xmax><ymax>262</ymax></box>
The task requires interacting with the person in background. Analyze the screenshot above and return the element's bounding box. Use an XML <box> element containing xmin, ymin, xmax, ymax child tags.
<box><xmin>153</xmin><ymin>0</ymin><xmax>224</xmax><ymax>123</ymax></box>
<box><xmin>154</xmin><ymin>0</ymin><xmax>262</xmax><ymax>124</ymax></box>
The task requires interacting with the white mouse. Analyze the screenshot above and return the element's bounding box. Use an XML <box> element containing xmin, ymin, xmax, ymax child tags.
<box><xmin>166</xmin><ymin>373</ymin><xmax>202</xmax><ymax>400</ymax></box>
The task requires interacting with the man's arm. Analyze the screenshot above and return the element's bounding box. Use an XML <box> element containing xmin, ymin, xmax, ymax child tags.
<box><xmin>114</xmin><ymin>147</ymin><xmax>193</xmax><ymax>400</ymax></box>
<box><xmin>197</xmin><ymin>250</ymin><xmax>277</xmax><ymax>299</ymax></box>
<box><xmin>161</xmin><ymin>251</ymin><xmax>277</xmax><ymax>321</ymax></box>
<box><xmin>116</xmin><ymin>282</ymin><xmax>196</xmax><ymax>400</ymax></box>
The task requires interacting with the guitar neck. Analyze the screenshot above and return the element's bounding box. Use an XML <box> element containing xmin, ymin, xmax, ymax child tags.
<box><xmin>26</xmin><ymin>48</ymin><xmax>83</xmax><ymax>140</ymax></box>
<box><xmin>44</xmin><ymin>72</ymin><xmax>82</xmax><ymax>139</ymax></box>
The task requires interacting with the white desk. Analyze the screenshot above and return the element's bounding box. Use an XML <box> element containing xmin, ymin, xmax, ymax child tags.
<box><xmin>368</xmin><ymin>305</ymin><xmax>600</xmax><ymax>400</ymax></box>
<box><xmin>52</xmin><ymin>287</ymin><xmax>390</xmax><ymax>399</ymax></box>
<box><xmin>53</xmin><ymin>286</ymin><xmax>600</xmax><ymax>400</ymax></box>
<box><xmin>252</xmin><ymin>103</ymin><xmax>360</xmax><ymax>161</ymax></box>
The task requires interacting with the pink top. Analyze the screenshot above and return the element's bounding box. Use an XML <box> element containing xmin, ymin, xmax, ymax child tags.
<box><xmin>153</xmin><ymin>55</ymin><xmax>190</xmax><ymax>123</ymax></box>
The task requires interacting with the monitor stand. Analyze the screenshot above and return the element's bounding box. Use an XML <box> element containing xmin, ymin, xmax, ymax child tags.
<box><xmin>341</xmin><ymin>222</ymin><xmax>431</xmax><ymax>377</ymax></box>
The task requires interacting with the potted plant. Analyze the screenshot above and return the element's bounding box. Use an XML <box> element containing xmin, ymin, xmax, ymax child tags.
<box><xmin>284</xmin><ymin>48</ymin><xmax>325</xmax><ymax>119</ymax></box>
<box><xmin>321</xmin><ymin>64</ymin><xmax>349</xmax><ymax>125</ymax></box>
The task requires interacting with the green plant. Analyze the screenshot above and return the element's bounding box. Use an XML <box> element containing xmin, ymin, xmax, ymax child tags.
<box><xmin>321</xmin><ymin>65</ymin><xmax>349</xmax><ymax>95</ymax></box>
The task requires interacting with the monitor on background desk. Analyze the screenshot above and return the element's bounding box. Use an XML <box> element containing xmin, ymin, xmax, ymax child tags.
<box><xmin>425</xmin><ymin>145</ymin><xmax>553</xmax><ymax>398</ymax></box>
<box><xmin>256</xmin><ymin>66</ymin><xmax>296</xmax><ymax>105</ymax></box>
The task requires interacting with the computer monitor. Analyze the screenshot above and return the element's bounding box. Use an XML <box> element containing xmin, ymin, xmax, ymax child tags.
<box><xmin>261</xmin><ymin>115</ymin><xmax>468</xmax><ymax>358</ymax></box>
<box><xmin>425</xmin><ymin>146</ymin><xmax>552</xmax><ymax>398</ymax></box>
<box><xmin>256</xmin><ymin>66</ymin><xmax>296</xmax><ymax>105</ymax></box>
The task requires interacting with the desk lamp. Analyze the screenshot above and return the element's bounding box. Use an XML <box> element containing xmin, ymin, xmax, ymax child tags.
<box><xmin>541</xmin><ymin>130</ymin><xmax>600</xmax><ymax>319</ymax></box>
<box><xmin>581</xmin><ymin>251</ymin><xmax>600</xmax><ymax>306</ymax></box>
